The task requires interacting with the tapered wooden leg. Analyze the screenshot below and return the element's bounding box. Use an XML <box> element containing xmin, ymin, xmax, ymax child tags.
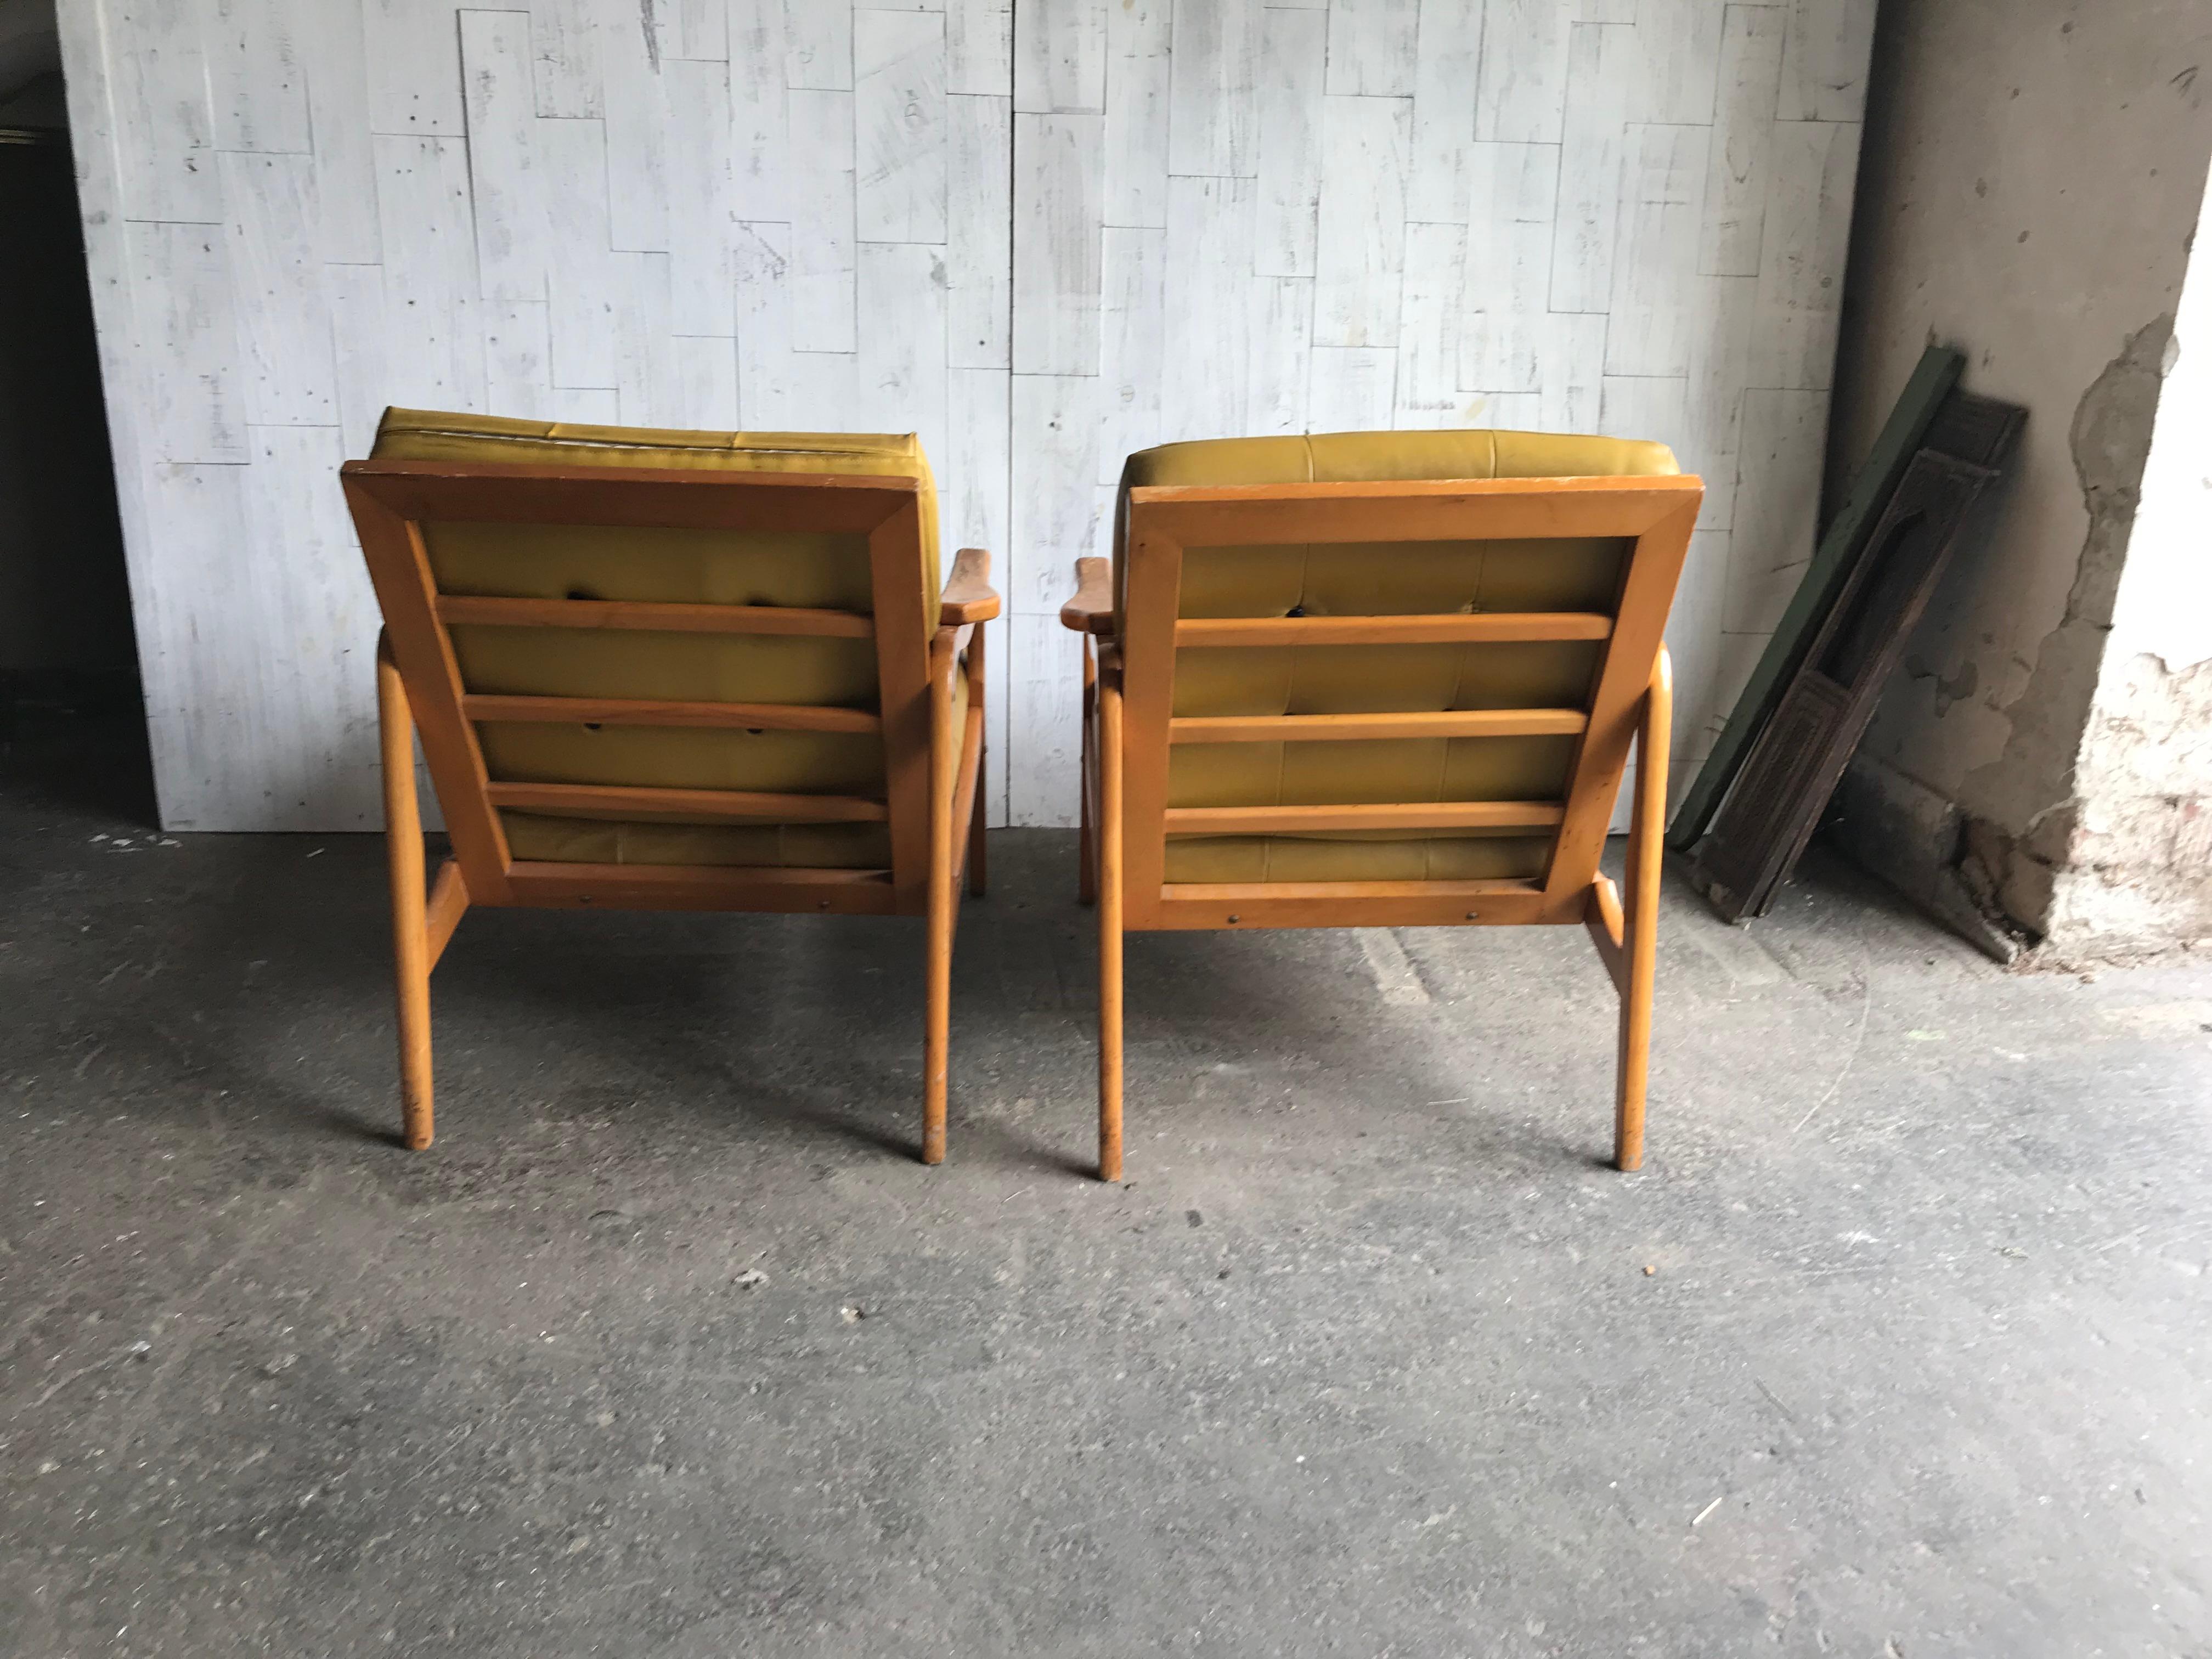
<box><xmin>1096</xmin><ymin>672</ymin><xmax>1124</xmax><ymax>1182</ymax></box>
<box><xmin>968</xmin><ymin>732</ymin><xmax>989</xmax><ymax>899</ymax></box>
<box><xmin>923</xmin><ymin>640</ymin><xmax>958</xmax><ymax>1165</ymax></box>
<box><xmin>967</xmin><ymin>625</ymin><xmax>988</xmax><ymax>898</ymax></box>
<box><xmin>1616</xmin><ymin>647</ymin><xmax>1671</xmax><ymax>1172</ymax></box>
<box><xmin>378</xmin><ymin>635</ymin><xmax>434</xmax><ymax>1151</ymax></box>
<box><xmin>1079</xmin><ymin>639</ymin><xmax>1097</xmax><ymax>906</ymax></box>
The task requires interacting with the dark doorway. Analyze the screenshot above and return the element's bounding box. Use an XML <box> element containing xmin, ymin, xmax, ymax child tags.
<box><xmin>0</xmin><ymin>75</ymin><xmax>154</xmax><ymax>824</ymax></box>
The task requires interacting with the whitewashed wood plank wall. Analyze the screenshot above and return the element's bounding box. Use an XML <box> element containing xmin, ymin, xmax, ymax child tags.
<box><xmin>59</xmin><ymin>0</ymin><xmax>1872</xmax><ymax>833</ymax></box>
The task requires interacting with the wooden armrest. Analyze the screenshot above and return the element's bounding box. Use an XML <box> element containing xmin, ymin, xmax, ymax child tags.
<box><xmin>1060</xmin><ymin>556</ymin><xmax>1114</xmax><ymax>635</ymax></box>
<box><xmin>939</xmin><ymin>547</ymin><xmax>1001</xmax><ymax>624</ymax></box>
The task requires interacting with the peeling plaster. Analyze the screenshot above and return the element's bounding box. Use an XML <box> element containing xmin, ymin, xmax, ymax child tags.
<box><xmin>1949</xmin><ymin>315</ymin><xmax>2175</xmax><ymax>941</ymax></box>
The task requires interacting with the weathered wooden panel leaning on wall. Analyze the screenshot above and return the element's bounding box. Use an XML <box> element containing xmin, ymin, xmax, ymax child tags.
<box><xmin>59</xmin><ymin>0</ymin><xmax>1871</xmax><ymax>833</ymax></box>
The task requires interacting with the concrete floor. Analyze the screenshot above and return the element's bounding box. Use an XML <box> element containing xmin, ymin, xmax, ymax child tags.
<box><xmin>3</xmin><ymin>718</ymin><xmax>2209</xmax><ymax>1658</ymax></box>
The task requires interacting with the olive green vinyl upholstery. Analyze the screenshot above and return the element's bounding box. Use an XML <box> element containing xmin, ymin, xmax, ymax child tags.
<box><xmin>1116</xmin><ymin>430</ymin><xmax>1680</xmax><ymax>884</ymax></box>
<box><xmin>371</xmin><ymin>408</ymin><xmax>944</xmax><ymax>868</ymax></box>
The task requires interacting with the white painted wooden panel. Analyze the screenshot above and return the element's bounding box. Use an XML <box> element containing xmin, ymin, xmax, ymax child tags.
<box><xmin>1097</xmin><ymin>224</ymin><xmax>1167</xmax><ymax>489</ymax></box>
<box><xmin>786</xmin><ymin>3</ymin><xmax>853</xmax><ymax>91</ymax></box>
<box><xmin>788</xmin><ymin>88</ymin><xmax>859</xmax><ymax>353</ymax></box>
<box><xmin>1405</xmin><ymin>0</ymin><xmax>1482</xmax><ymax>223</ymax></box>
<box><xmin>1627</xmin><ymin>0</ymin><xmax>1723</xmax><ymax>126</ymax></box>
<box><xmin>1549</xmin><ymin>21</ymin><xmax>1632</xmax><ymax>313</ymax></box>
<box><xmin>1778</xmin><ymin>0</ymin><xmax>1876</xmax><ymax>123</ymax></box>
<box><xmin>1726</xmin><ymin>387</ymin><xmax>1827</xmax><ymax>636</ymax></box>
<box><xmin>1753</xmin><ymin>117</ymin><xmax>1859</xmax><ymax>390</ymax></box>
<box><xmin>1249</xmin><ymin>275</ymin><xmax>1316</xmax><ymax>437</ymax></box>
<box><xmin>1160</xmin><ymin>174</ymin><xmax>1257</xmax><ymax>443</ymax></box>
<box><xmin>364</xmin><ymin>0</ymin><xmax>464</xmax><ymax>136</ymax></box>
<box><xmin>204</xmin><ymin>0</ymin><xmax>312</xmax><ymax>155</ymax></box>
<box><xmin>104</xmin><ymin>0</ymin><xmax>223</xmax><ymax>222</ymax></box>
<box><xmin>1604</xmin><ymin>122</ymin><xmax>1710</xmax><ymax>379</ymax></box>
<box><xmin>857</xmin><ymin>10</ymin><xmax>950</xmax><ymax>243</ymax></box>
<box><xmin>1327</xmin><ymin>0</ymin><xmax>1420</xmax><ymax>97</ymax></box>
<box><xmin>539</xmin><ymin>116</ymin><xmax>620</xmax><ymax>393</ymax></box>
<box><xmin>1310</xmin><ymin>346</ymin><xmax>1397</xmax><ymax>431</ymax></box>
<box><xmin>126</xmin><ymin>221</ymin><xmax>250</xmax><ymax>465</ymax></box>
<box><xmin>859</xmin><ymin>242</ymin><xmax>951</xmax><ymax>463</ymax></box>
<box><xmin>948</xmin><ymin>0</ymin><xmax>1014</xmax><ymax>95</ymax></box>
<box><xmin>1255</xmin><ymin>8</ymin><xmax>1326</xmax><ymax>279</ymax></box>
<box><xmin>527</xmin><ymin>0</ymin><xmax>603</xmax><ymax>117</ymax></box>
<box><xmin>1016</xmin><ymin>0</ymin><xmax>1107</xmax><ymax>113</ymax></box>
<box><xmin>220</xmin><ymin>153</ymin><xmax>337</xmax><ymax>428</ymax></box>
<box><xmin>1102</xmin><ymin>0</ymin><xmax>1170</xmax><ymax>228</ymax></box>
<box><xmin>460</xmin><ymin>10</ymin><xmax>553</xmax><ymax>307</ymax></box>
<box><xmin>1313</xmin><ymin>95</ymin><xmax>1412</xmax><ymax>348</ymax></box>
<box><xmin>663</xmin><ymin>59</ymin><xmax>737</xmax><ymax>336</ymax></box>
<box><xmin>1460</xmin><ymin>141</ymin><xmax>1556</xmax><ymax>393</ymax></box>
<box><xmin>373</xmin><ymin>134</ymin><xmax>487</xmax><ymax>413</ymax></box>
<box><xmin>1012</xmin><ymin>111</ymin><xmax>1103</xmax><ymax>376</ymax></box>
<box><xmin>1476</xmin><ymin>0</ymin><xmax>1573</xmax><ymax>145</ymax></box>
<box><xmin>660</xmin><ymin>0</ymin><xmax>727</xmax><ymax>63</ymax></box>
<box><xmin>298</xmin><ymin>0</ymin><xmax>381</xmax><ymax>264</ymax></box>
<box><xmin>599</xmin><ymin>7</ymin><xmax>670</xmax><ymax>250</ymax></box>
<box><xmin>1701</xmin><ymin>4</ymin><xmax>1785</xmax><ymax>278</ymax></box>
<box><xmin>727</xmin><ymin>0</ymin><xmax>789</xmax><ymax>219</ymax></box>
<box><xmin>1395</xmin><ymin>222</ymin><xmax>1467</xmax><ymax>426</ymax></box>
<box><xmin>66</xmin><ymin>0</ymin><xmax>1870</xmax><ymax>832</ymax></box>
<box><xmin>1166</xmin><ymin>0</ymin><xmax>1259</xmax><ymax>177</ymax></box>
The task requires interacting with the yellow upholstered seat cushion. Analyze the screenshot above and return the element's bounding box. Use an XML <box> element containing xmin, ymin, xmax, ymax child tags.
<box><xmin>1123</xmin><ymin>429</ymin><xmax>1678</xmax><ymax>885</ymax></box>
<box><xmin>371</xmin><ymin>409</ymin><xmax>939</xmax><ymax>867</ymax></box>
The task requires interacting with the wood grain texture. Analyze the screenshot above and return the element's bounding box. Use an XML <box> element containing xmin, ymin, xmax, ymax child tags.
<box><xmin>66</xmin><ymin>0</ymin><xmax>1869</xmax><ymax>833</ymax></box>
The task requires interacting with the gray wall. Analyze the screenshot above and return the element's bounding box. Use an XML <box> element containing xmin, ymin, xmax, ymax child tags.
<box><xmin>1823</xmin><ymin>0</ymin><xmax>2212</xmax><ymax>953</ymax></box>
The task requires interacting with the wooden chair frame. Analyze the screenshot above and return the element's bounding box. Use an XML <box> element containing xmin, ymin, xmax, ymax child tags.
<box><xmin>1063</xmin><ymin>472</ymin><xmax>1701</xmax><ymax>1181</ymax></box>
<box><xmin>341</xmin><ymin>459</ymin><xmax>997</xmax><ymax>1161</ymax></box>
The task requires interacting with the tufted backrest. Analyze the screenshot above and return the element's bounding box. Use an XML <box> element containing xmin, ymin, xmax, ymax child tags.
<box><xmin>345</xmin><ymin>410</ymin><xmax>946</xmax><ymax>902</ymax></box>
<box><xmin>1107</xmin><ymin>430</ymin><xmax>1701</xmax><ymax>911</ymax></box>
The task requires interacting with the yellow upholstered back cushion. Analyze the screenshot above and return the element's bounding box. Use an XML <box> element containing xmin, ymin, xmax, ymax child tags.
<box><xmin>1118</xmin><ymin>429</ymin><xmax>1678</xmax><ymax>883</ymax></box>
<box><xmin>371</xmin><ymin>409</ymin><xmax>938</xmax><ymax>868</ymax></box>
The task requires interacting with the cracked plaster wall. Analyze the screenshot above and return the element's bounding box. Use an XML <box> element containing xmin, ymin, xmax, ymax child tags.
<box><xmin>2051</xmin><ymin>160</ymin><xmax>2212</xmax><ymax>957</ymax></box>
<box><xmin>1820</xmin><ymin>0</ymin><xmax>2212</xmax><ymax>958</ymax></box>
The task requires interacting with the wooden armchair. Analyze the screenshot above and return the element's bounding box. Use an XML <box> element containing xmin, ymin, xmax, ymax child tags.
<box><xmin>1061</xmin><ymin>431</ymin><xmax>1701</xmax><ymax>1181</ymax></box>
<box><xmin>341</xmin><ymin>410</ymin><xmax>997</xmax><ymax>1161</ymax></box>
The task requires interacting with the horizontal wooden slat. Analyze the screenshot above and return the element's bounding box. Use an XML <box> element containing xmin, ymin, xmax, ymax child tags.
<box><xmin>1150</xmin><ymin>880</ymin><xmax>1581</xmax><ymax>932</ymax></box>
<box><xmin>486</xmin><ymin>781</ymin><xmax>889</xmax><ymax>822</ymax></box>
<box><xmin>1173</xmin><ymin>612</ymin><xmax>1613</xmax><ymax>647</ymax></box>
<box><xmin>504</xmin><ymin>861</ymin><xmax>901</xmax><ymax>916</ymax></box>
<box><xmin>438</xmin><ymin>594</ymin><xmax>874</xmax><ymax>637</ymax></box>
<box><xmin>1163</xmin><ymin>800</ymin><xmax>1566</xmax><ymax>835</ymax></box>
<box><xmin>1170</xmin><ymin>708</ymin><xmax>1589</xmax><ymax>743</ymax></box>
<box><xmin>1166</xmin><ymin>877</ymin><xmax>1542</xmax><ymax>901</ymax></box>
<box><xmin>341</xmin><ymin>461</ymin><xmax>919</xmax><ymax>536</ymax></box>
<box><xmin>1130</xmin><ymin>475</ymin><xmax>1704</xmax><ymax>548</ymax></box>
<box><xmin>463</xmin><ymin>694</ymin><xmax>880</xmax><ymax>733</ymax></box>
